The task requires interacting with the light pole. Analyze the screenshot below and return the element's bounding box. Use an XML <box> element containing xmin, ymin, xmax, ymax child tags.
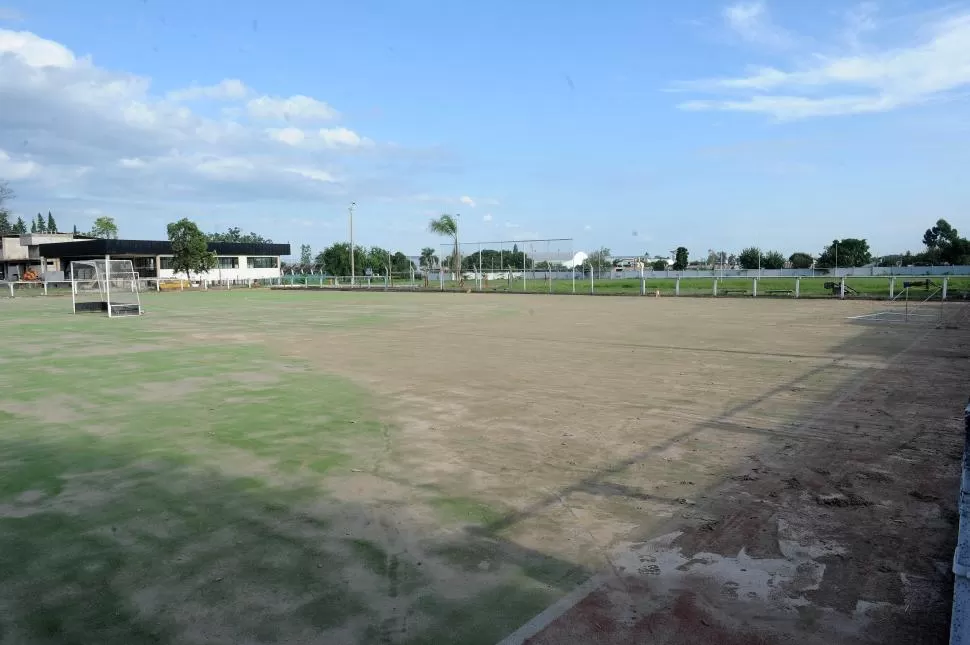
<box><xmin>349</xmin><ymin>201</ymin><xmax>356</xmax><ymax>286</ymax></box>
<box><xmin>835</xmin><ymin>241</ymin><xmax>839</xmax><ymax>274</ymax></box>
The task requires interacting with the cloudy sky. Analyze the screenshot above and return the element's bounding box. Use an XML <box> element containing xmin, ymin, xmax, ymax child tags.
<box><xmin>1</xmin><ymin>0</ymin><xmax>969</xmax><ymax>258</ymax></box>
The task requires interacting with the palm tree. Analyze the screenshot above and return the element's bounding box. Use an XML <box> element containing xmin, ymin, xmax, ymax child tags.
<box><xmin>428</xmin><ymin>214</ymin><xmax>460</xmax><ymax>286</ymax></box>
<box><xmin>419</xmin><ymin>247</ymin><xmax>438</xmax><ymax>287</ymax></box>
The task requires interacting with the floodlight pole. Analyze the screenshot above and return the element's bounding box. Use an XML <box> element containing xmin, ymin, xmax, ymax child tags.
<box><xmin>349</xmin><ymin>201</ymin><xmax>356</xmax><ymax>287</ymax></box>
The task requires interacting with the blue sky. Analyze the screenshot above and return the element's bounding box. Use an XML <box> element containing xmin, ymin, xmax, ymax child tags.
<box><xmin>1</xmin><ymin>0</ymin><xmax>968</xmax><ymax>259</ymax></box>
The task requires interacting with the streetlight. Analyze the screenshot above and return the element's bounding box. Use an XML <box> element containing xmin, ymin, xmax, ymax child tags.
<box><xmin>349</xmin><ymin>201</ymin><xmax>356</xmax><ymax>286</ymax></box>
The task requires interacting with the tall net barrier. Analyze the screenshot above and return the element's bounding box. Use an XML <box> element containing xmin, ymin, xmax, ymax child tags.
<box><xmin>70</xmin><ymin>260</ymin><xmax>143</xmax><ymax>317</ymax></box>
<box><xmin>440</xmin><ymin>239</ymin><xmax>575</xmax><ymax>292</ymax></box>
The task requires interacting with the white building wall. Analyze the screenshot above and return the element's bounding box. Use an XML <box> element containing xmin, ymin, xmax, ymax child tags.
<box><xmin>157</xmin><ymin>255</ymin><xmax>282</xmax><ymax>281</ymax></box>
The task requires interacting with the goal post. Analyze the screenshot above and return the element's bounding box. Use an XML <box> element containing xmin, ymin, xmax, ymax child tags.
<box><xmin>70</xmin><ymin>258</ymin><xmax>143</xmax><ymax>317</ymax></box>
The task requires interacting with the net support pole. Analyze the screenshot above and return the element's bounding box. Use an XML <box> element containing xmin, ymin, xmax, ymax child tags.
<box><xmin>795</xmin><ymin>277</ymin><xmax>800</xmax><ymax>299</ymax></box>
<box><xmin>752</xmin><ymin>278</ymin><xmax>758</xmax><ymax>298</ymax></box>
<box><xmin>943</xmin><ymin>277</ymin><xmax>949</xmax><ymax>301</ymax></box>
<box><xmin>640</xmin><ymin>265</ymin><xmax>646</xmax><ymax>296</ymax></box>
<box><xmin>840</xmin><ymin>277</ymin><xmax>846</xmax><ymax>300</ymax></box>
<box><xmin>105</xmin><ymin>254</ymin><xmax>112</xmax><ymax>318</ymax></box>
<box><xmin>712</xmin><ymin>279</ymin><xmax>718</xmax><ymax>297</ymax></box>
<box><xmin>572</xmin><ymin>268</ymin><xmax>576</xmax><ymax>294</ymax></box>
<box><xmin>889</xmin><ymin>277</ymin><xmax>895</xmax><ymax>300</ymax></box>
<box><xmin>7</xmin><ymin>283</ymin><xmax>12</xmax><ymax>298</ymax></box>
<box><xmin>675</xmin><ymin>277</ymin><xmax>680</xmax><ymax>296</ymax></box>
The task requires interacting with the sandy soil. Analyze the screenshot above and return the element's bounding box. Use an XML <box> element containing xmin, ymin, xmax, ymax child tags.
<box><xmin>278</xmin><ymin>293</ymin><xmax>967</xmax><ymax>643</ymax></box>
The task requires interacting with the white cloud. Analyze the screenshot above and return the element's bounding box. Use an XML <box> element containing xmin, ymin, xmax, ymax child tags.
<box><xmin>723</xmin><ymin>2</ymin><xmax>792</xmax><ymax>49</ymax></box>
<box><xmin>678</xmin><ymin>10</ymin><xmax>970</xmax><ymax>120</ymax></box>
<box><xmin>269</xmin><ymin>127</ymin><xmax>305</xmax><ymax>146</ymax></box>
<box><xmin>483</xmin><ymin>213</ymin><xmax>492</xmax><ymax>222</ymax></box>
<box><xmin>167</xmin><ymin>79</ymin><xmax>250</xmax><ymax>102</ymax></box>
<box><xmin>504</xmin><ymin>221</ymin><xmax>520</xmax><ymax>229</ymax></box>
<box><xmin>584</xmin><ymin>225</ymin><xmax>592</xmax><ymax>231</ymax></box>
<box><xmin>0</xmin><ymin>26</ymin><xmax>438</xmax><ymax>225</ymax></box>
<box><xmin>0</xmin><ymin>148</ymin><xmax>40</xmax><ymax>179</ymax></box>
<box><xmin>459</xmin><ymin>195</ymin><xmax>476</xmax><ymax>207</ymax></box>
<box><xmin>247</xmin><ymin>95</ymin><xmax>338</xmax><ymax>122</ymax></box>
<box><xmin>319</xmin><ymin>126</ymin><xmax>371</xmax><ymax>148</ymax></box>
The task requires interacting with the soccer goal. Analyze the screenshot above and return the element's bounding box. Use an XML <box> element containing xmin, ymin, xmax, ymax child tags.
<box><xmin>70</xmin><ymin>259</ymin><xmax>143</xmax><ymax>317</ymax></box>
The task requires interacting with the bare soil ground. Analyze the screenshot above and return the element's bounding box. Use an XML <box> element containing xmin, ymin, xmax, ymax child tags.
<box><xmin>0</xmin><ymin>291</ymin><xmax>965</xmax><ymax>644</ymax></box>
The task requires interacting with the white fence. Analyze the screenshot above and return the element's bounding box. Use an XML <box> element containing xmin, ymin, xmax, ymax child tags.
<box><xmin>1</xmin><ymin>277</ymin><xmax>287</xmax><ymax>297</ymax></box>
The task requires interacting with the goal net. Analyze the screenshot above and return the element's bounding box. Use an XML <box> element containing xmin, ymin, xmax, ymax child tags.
<box><xmin>70</xmin><ymin>260</ymin><xmax>143</xmax><ymax>317</ymax></box>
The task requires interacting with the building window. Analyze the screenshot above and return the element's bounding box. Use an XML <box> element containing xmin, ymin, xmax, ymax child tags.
<box><xmin>132</xmin><ymin>257</ymin><xmax>155</xmax><ymax>270</ymax></box>
<box><xmin>159</xmin><ymin>256</ymin><xmax>174</xmax><ymax>269</ymax></box>
<box><xmin>218</xmin><ymin>256</ymin><xmax>239</xmax><ymax>269</ymax></box>
<box><xmin>247</xmin><ymin>256</ymin><xmax>278</xmax><ymax>269</ymax></box>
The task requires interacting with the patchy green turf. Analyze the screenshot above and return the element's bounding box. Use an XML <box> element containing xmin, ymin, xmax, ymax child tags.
<box><xmin>0</xmin><ymin>292</ymin><xmax>574</xmax><ymax>645</ymax></box>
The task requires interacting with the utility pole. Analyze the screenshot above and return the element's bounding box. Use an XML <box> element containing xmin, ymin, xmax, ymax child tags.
<box><xmin>349</xmin><ymin>201</ymin><xmax>356</xmax><ymax>286</ymax></box>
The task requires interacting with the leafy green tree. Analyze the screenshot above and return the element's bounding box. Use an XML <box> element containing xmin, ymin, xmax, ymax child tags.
<box><xmin>90</xmin><ymin>216</ymin><xmax>119</xmax><ymax>239</ymax></box>
<box><xmin>13</xmin><ymin>217</ymin><xmax>27</xmax><ymax>234</ymax></box>
<box><xmin>651</xmin><ymin>259</ymin><xmax>667</xmax><ymax>271</ymax></box>
<box><xmin>461</xmin><ymin>248</ymin><xmax>528</xmax><ymax>272</ymax></box>
<box><xmin>30</xmin><ymin>219</ymin><xmax>36</xmax><ymax>233</ymax></box>
<box><xmin>419</xmin><ymin>247</ymin><xmax>437</xmax><ymax>285</ymax></box>
<box><xmin>47</xmin><ymin>212</ymin><xmax>57</xmax><ymax>233</ymax></box>
<box><xmin>816</xmin><ymin>239</ymin><xmax>871</xmax><ymax>268</ymax></box>
<box><xmin>428</xmin><ymin>214</ymin><xmax>460</xmax><ymax>283</ymax></box>
<box><xmin>35</xmin><ymin>213</ymin><xmax>46</xmax><ymax>233</ymax></box>
<box><xmin>299</xmin><ymin>244</ymin><xmax>312</xmax><ymax>267</ymax></box>
<box><xmin>922</xmin><ymin>219</ymin><xmax>970</xmax><ymax>265</ymax></box>
<box><xmin>207</xmin><ymin>227</ymin><xmax>272</xmax><ymax>244</ymax></box>
<box><xmin>316</xmin><ymin>242</ymin><xmax>367</xmax><ymax>277</ymax></box>
<box><xmin>738</xmin><ymin>247</ymin><xmax>761</xmax><ymax>270</ymax></box>
<box><xmin>390</xmin><ymin>252</ymin><xmax>412</xmax><ymax>274</ymax></box>
<box><xmin>0</xmin><ymin>210</ymin><xmax>10</xmax><ymax>235</ymax></box>
<box><xmin>166</xmin><ymin>218</ymin><xmax>216</xmax><ymax>281</ymax></box>
<box><xmin>672</xmin><ymin>246</ymin><xmax>689</xmax><ymax>271</ymax></box>
<box><xmin>760</xmin><ymin>250</ymin><xmax>785</xmax><ymax>270</ymax></box>
<box><xmin>788</xmin><ymin>252</ymin><xmax>814</xmax><ymax>269</ymax></box>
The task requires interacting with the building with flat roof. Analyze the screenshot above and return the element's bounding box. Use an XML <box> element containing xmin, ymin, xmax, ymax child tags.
<box><xmin>0</xmin><ymin>234</ymin><xmax>290</xmax><ymax>282</ymax></box>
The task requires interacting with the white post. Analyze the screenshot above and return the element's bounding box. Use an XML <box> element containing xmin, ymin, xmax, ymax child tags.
<box><xmin>640</xmin><ymin>264</ymin><xmax>646</xmax><ymax>296</ymax></box>
<box><xmin>795</xmin><ymin>277</ymin><xmax>800</xmax><ymax>299</ymax></box>
<box><xmin>43</xmin><ymin>282</ymin><xmax>48</xmax><ymax>296</ymax></box>
<box><xmin>478</xmin><ymin>243</ymin><xmax>483</xmax><ymax>292</ymax></box>
<box><xmin>156</xmin><ymin>279</ymin><xmax>160</xmax><ymax>292</ymax></box>
<box><xmin>590</xmin><ymin>264</ymin><xmax>594</xmax><ymax>294</ymax></box>
<box><xmin>8</xmin><ymin>282</ymin><xmax>13</xmax><ymax>297</ymax></box>
<box><xmin>943</xmin><ymin>276</ymin><xmax>949</xmax><ymax>301</ymax></box>
<box><xmin>105</xmin><ymin>255</ymin><xmax>112</xmax><ymax>318</ymax></box>
<box><xmin>840</xmin><ymin>277</ymin><xmax>846</xmax><ymax>299</ymax></box>
<box><xmin>889</xmin><ymin>277</ymin><xmax>895</xmax><ymax>299</ymax></box>
<box><xmin>572</xmin><ymin>268</ymin><xmax>576</xmax><ymax>294</ymax></box>
<box><xmin>752</xmin><ymin>278</ymin><xmax>758</xmax><ymax>297</ymax></box>
<box><xmin>712</xmin><ymin>278</ymin><xmax>718</xmax><ymax>297</ymax></box>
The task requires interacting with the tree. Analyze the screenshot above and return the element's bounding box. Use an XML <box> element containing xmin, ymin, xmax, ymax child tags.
<box><xmin>207</xmin><ymin>227</ymin><xmax>272</xmax><ymax>244</ymax></box>
<box><xmin>816</xmin><ymin>239</ymin><xmax>871</xmax><ymax>268</ymax></box>
<box><xmin>13</xmin><ymin>217</ymin><xmax>27</xmax><ymax>234</ymax></box>
<box><xmin>72</xmin><ymin>224</ymin><xmax>79</xmax><ymax>236</ymax></box>
<box><xmin>760</xmin><ymin>251</ymin><xmax>785</xmax><ymax>270</ymax></box>
<box><xmin>300</xmin><ymin>244</ymin><xmax>312</xmax><ymax>267</ymax></box>
<box><xmin>47</xmin><ymin>212</ymin><xmax>57</xmax><ymax>233</ymax></box>
<box><xmin>672</xmin><ymin>246</ymin><xmax>689</xmax><ymax>271</ymax></box>
<box><xmin>789</xmin><ymin>252</ymin><xmax>814</xmax><ymax>269</ymax></box>
<box><xmin>738</xmin><ymin>247</ymin><xmax>761</xmax><ymax>270</ymax></box>
<box><xmin>419</xmin><ymin>247</ymin><xmax>438</xmax><ymax>286</ymax></box>
<box><xmin>30</xmin><ymin>219</ymin><xmax>36</xmax><ymax>233</ymax></box>
<box><xmin>651</xmin><ymin>259</ymin><xmax>667</xmax><ymax>271</ymax></box>
<box><xmin>428</xmin><ymin>214</ymin><xmax>460</xmax><ymax>283</ymax></box>
<box><xmin>316</xmin><ymin>242</ymin><xmax>367</xmax><ymax>278</ymax></box>
<box><xmin>90</xmin><ymin>216</ymin><xmax>119</xmax><ymax>239</ymax></box>
<box><xmin>35</xmin><ymin>213</ymin><xmax>46</xmax><ymax>234</ymax></box>
<box><xmin>586</xmin><ymin>247</ymin><xmax>611</xmax><ymax>277</ymax></box>
<box><xmin>0</xmin><ymin>181</ymin><xmax>13</xmax><ymax>235</ymax></box>
<box><xmin>166</xmin><ymin>218</ymin><xmax>216</xmax><ymax>281</ymax></box>
<box><xmin>922</xmin><ymin>219</ymin><xmax>970</xmax><ymax>265</ymax></box>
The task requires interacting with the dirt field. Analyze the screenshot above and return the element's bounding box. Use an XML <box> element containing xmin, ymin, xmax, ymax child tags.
<box><xmin>0</xmin><ymin>291</ymin><xmax>966</xmax><ymax>644</ymax></box>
